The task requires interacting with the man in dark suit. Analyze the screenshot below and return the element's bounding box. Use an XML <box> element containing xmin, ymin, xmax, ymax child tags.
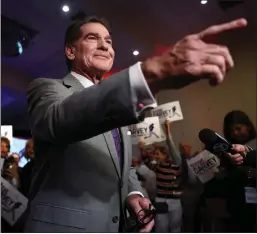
<box><xmin>24</xmin><ymin>16</ymin><xmax>247</xmax><ymax>232</ymax></box>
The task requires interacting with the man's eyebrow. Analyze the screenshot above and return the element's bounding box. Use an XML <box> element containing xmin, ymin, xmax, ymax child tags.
<box><xmin>105</xmin><ymin>35</ymin><xmax>112</xmax><ymax>40</ymax></box>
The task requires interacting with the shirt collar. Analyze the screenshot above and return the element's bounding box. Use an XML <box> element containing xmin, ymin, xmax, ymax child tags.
<box><xmin>70</xmin><ymin>71</ymin><xmax>94</xmax><ymax>88</ymax></box>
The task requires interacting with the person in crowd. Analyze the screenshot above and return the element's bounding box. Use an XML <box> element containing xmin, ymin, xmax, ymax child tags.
<box><xmin>24</xmin><ymin>14</ymin><xmax>247</xmax><ymax>233</ymax></box>
<box><xmin>207</xmin><ymin>111</ymin><xmax>257</xmax><ymax>232</ymax></box>
<box><xmin>20</xmin><ymin>139</ymin><xmax>35</xmax><ymax>197</ymax></box>
<box><xmin>1</xmin><ymin>137</ymin><xmax>20</xmax><ymax>188</ymax></box>
<box><xmin>1</xmin><ymin>137</ymin><xmax>10</xmax><ymax>158</ymax></box>
<box><xmin>151</xmin><ymin>120</ymin><xmax>183</xmax><ymax>233</ymax></box>
<box><xmin>154</xmin><ymin>146</ymin><xmax>183</xmax><ymax>233</ymax></box>
<box><xmin>131</xmin><ymin>157</ymin><xmax>149</xmax><ymax>198</ymax></box>
<box><xmin>179</xmin><ymin>141</ymin><xmax>204</xmax><ymax>233</ymax></box>
<box><xmin>223</xmin><ymin>110</ymin><xmax>256</xmax><ymax>149</ymax></box>
<box><xmin>137</xmin><ymin>143</ymin><xmax>157</xmax><ymax>202</ymax></box>
<box><xmin>12</xmin><ymin>153</ymin><xmax>20</xmax><ymax>164</ymax></box>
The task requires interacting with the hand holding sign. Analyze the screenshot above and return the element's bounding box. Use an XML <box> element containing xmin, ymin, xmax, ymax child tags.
<box><xmin>142</xmin><ymin>18</ymin><xmax>247</xmax><ymax>88</ymax></box>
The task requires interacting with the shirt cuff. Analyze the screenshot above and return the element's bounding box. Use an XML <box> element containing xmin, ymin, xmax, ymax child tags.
<box><xmin>129</xmin><ymin>62</ymin><xmax>157</xmax><ymax>119</ymax></box>
<box><xmin>127</xmin><ymin>191</ymin><xmax>144</xmax><ymax>197</ymax></box>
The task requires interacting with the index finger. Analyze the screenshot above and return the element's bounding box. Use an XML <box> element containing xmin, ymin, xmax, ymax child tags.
<box><xmin>198</xmin><ymin>18</ymin><xmax>247</xmax><ymax>39</ymax></box>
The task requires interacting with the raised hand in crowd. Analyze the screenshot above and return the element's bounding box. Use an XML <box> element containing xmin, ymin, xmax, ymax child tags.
<box><xmin>3</xmin><ymin>162</ymin><xmax>20</xmax><ymax>188</ymax></box>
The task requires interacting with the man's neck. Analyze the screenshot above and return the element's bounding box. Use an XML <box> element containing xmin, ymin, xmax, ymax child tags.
<box><xmin>71</xmin><ymin>68</ymin><xmax>100</xmax><ymax>84</ymax></box>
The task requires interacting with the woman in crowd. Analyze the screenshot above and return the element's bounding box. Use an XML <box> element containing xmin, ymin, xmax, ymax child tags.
<box><xmin>223</xmin><ymin>110</ymin><xmax>256</xmax><ymax>149</ymax></box>
<box><xmin>223</xmin><ymin>110</ymin><xmax>256</xmax><ymax>232</ymax></box>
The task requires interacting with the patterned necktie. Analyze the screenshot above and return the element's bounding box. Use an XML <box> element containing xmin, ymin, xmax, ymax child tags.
<box><xmin>111</xmin><ymin>129</ymin><xmax>122</xmax><ymax>164</ymax></box>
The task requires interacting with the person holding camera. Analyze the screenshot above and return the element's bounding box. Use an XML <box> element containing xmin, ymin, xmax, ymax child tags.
<box><xmin>1</xmin><ymin>137</ymin><xmax>20</xmax><ymax>189</ymax></box>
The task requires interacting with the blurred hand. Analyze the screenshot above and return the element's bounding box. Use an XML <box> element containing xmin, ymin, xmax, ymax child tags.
<box><xmin>138</xmin><ymin>141</ymin><xmax>145</xmax><ymax>149</ymax></box>
<box><xmin>232</xmin><ymin>144</ymin><xmax>247</xmax><ymax>153</ymax></box>
<box><xmin>164</xmin><ymin>120</ymin><xmax>171</xmax><ymax>126</ymax></box>
<box><xmin>179</xmin><ymin>141</ymin><xmax>192</xmax><ymax>158</ymax></box>
<box><xmin>226</xmin><ymin>144</ymin><xmax>247</xmax><ymax>165</ymax></box>
<box><xmin>142</xmin><ymin>18</ymin><xmax>247</xmax><ymax>88</ymax></box>
<box><xmin>126</xmin><ymin>194</ymin><xmax>155</xmax><ymax>233</ymax></box>
<box><xmin>192</xmin><ymin>149</ymin><xmax>203</xmax><ymax>157</ymax></box>
<box><xmin>3</xmin><ymin>163</ymin><xmax>19</xmax><ymax>180</ymax></box>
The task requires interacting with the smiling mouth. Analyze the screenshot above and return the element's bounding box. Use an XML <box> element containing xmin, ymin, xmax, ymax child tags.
<box><xmin>94</xmin><ymin>55</ymin><xmax>110</xmax><ymax>59</ymax></box>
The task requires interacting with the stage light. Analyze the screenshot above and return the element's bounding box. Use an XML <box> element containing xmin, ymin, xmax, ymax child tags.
<box><xmin>201</xmin><ymin>0</ymin><xmax>208</xmax><ymax>4</ymax></box>
<box><xmin>17</xmin><ymin>41</ymin><xmax>23</xmax><ymax>55</ymax></box>
<box><xmin>133</xmin><ymin>50</ymin><xmax>139</xmax><ymax>56</ymax></box>
<box><xmin>62</xmin><ymin>5</ymin><xmax>70</xmax><ymax>12</ymax></box>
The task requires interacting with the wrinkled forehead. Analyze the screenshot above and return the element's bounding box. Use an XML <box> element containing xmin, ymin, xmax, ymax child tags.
<box><xmin>80</xmin><ymin>22</ymin><xmax>111</xmax><ymax>38</ymax></box>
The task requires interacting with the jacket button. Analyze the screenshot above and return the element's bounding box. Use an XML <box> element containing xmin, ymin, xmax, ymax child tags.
<box><xmin>112</xmin><ymin>216</ymin><xmax>119</xmax><ymax>223</ymax></box>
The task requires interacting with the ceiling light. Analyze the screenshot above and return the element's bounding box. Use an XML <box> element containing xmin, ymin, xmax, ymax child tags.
<box><xmin>201</xmin><ymin>0</ymin><xmax>208</xmax><ymax>4</ymax></box>
<box><xmin>62</xmin><ymin>5</ymin><xmax>70</xmax><ymax>12</ymax></box>
<box><xmin>133</xmin><ymin>50</ymin><xmax>139</xmax><ymax>56</ymax></box>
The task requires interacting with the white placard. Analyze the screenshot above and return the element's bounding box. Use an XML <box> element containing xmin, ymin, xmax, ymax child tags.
<box><xmin>1</xmin><ymin>177</ymin><xmax>28</xmax><ymax>226</ymax></box>
<box><xmin>128</xmin><ymin>117</ymin><xmax>166</xmax><ymax>145</ymax></box>
<box><xmin>151</xmin><ymin>101</ymin><xmax>183</xmax><ymax>124</ymax></box>
<box><xmin>1</xmin><ymin>125</ymin><xmax>13</xmax><ymax>144</ymax></box>
<box><xmin>187</xmin><ymin>150</ymin><xmax>220</xmax><ymax>183</ymax></box>
<box><xmin>245</xmin><ymin>187</ymin><xmax>257</xmax><ymax>204</ymax></box>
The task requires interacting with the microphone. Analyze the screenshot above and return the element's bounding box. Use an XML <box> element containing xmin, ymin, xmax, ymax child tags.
<box><xmin>198</xmin><ymin>128</ymin><xmax>236</xmax><ymax>157</ymax></box>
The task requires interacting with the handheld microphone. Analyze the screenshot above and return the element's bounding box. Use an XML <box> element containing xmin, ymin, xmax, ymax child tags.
<box><xmin>198</xmin><ymin>128</ymin><xmax>236</xmax><ymax>157</ymax></box>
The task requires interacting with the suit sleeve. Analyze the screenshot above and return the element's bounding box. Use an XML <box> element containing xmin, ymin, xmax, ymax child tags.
<box><xmin>127</xmin><ymin>167</ymin><xmax>145</xmax><ymax>195</ymax></box>
<box><xmin>28</xmin><ymin>68</ymin><xmax>155</xmax><ymax>144</ymax></box>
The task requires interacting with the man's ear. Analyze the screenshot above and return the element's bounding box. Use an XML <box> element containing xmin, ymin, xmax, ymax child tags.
<box><xmin>65</xmin><ymin>45</ymin><xmax>76</xmax><ymax>60</ymax></box>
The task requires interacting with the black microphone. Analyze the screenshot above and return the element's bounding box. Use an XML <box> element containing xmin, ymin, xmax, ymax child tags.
<box><xmin>198</xmin><ymin>128</ymin><xmax>236</xmax><ymax>157</ymax></box>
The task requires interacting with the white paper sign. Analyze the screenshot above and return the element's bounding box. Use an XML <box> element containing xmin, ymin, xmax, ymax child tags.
<box><xmin>245</xmin><ymin>187</ymin><xmax>257</xmax><ymax>204</ymax></box>
<box><xmin>187</xmin><ymin>150</ymin><xmax>220</xmax><ymax>183</ymax></box>
<box><xmin>1</xmin><ymin>125</ymin><xmax>13</xmax><ymax>144</ymax></box>
<box><xmin>151</xmin><ymin>101</ymin><xmax>183</xmax><ymax>124</ymax></box>
<box><xmin>1</xmin><ymin>177</ymin><xmax>28</xmax><ymax>226</ymax></box>
<box><xmin>128</xmin><ymin>117</ymin><xmax>166</xmax><ymax>145</ymax></box>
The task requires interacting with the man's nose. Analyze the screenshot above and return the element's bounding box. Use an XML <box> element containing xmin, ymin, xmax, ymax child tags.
<box><xmin>97</xmin><ymin>39</ymin><xmax>109</xmax><ymax>51</ymax></box>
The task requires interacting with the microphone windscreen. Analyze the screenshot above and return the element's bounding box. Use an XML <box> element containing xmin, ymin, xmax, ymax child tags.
<box><xmin>198</xmin><ymin>128</ymin><xmax>217</xmax><ymax>145</ymax></box>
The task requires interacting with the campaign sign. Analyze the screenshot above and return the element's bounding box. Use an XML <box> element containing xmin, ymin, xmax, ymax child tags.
<box><xmin>187</xmin><ymin>150</ymin><xmax>220</xmax><ymax>183</ymax></box>
<box><xmin>128</xmin><ymin>117</ymin><xmax>166</xmax><ymax>145</ymax></box>
<box><xmin>151</xmin><ymin>101</ymin><xmax>183</xmax><ymax>124</ymax></box>
<box><xmin>1</xmin><ymin>177</ymin><xmax>28</xmax><ymax>226</ymax></box>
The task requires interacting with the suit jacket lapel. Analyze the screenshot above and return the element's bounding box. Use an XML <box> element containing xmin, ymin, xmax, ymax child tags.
<box><xmin>103</xmin><ymin>132</ymin><xmax>121</xmax><ymax>178</ymax></box>
<box><xmin>120</xmin><ymin>127</ymin><xmax>129</xmax><ymax>180</ymax></box>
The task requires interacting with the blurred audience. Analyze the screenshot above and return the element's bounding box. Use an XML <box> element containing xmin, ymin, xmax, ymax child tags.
<box><xmin>1</xmin><ymin>137</ymin><xmax>20</xmax><ymax>189</ymax></box>
<box><xmin>1</xmin><ymin>137</ymin><xmax>11</xmax><ymax>158</ymax></box>
<box><xmin>19</xmin><ymin>139</ymin><xmax>35</xmax><ymax>197</ymax></box>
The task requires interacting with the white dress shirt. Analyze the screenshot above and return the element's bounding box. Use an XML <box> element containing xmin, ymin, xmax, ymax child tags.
<box><xmin>71</xmin><ymin>62</ymin><xmax>157</xmax><ymax>198</ymax></box>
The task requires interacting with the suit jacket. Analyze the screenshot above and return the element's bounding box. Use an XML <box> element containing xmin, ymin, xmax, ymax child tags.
<box><xmin>24</xmin><ymin>70</ymin><xmax>145</xmax><ymax>232</ymax></box>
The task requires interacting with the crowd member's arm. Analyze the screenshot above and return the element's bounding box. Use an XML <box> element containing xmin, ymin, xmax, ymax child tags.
<box><xmin>164</xmin><ymin>120</ymin><xmax>181</xmax><ymax>165</ymax></box>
